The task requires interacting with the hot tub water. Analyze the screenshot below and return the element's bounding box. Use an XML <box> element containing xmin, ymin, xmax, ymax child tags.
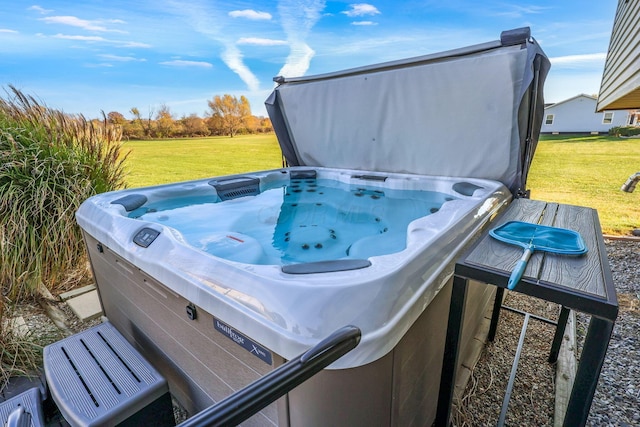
<box><xmin>127</xmin><ymin>177</ymin><xmax>456</xmax><ymax>265</ymax></box>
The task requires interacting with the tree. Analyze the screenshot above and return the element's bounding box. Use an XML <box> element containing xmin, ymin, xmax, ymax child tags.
<box><xmin>130</xmin><ymin>107</ymin><xmax>141</xmax><ymax>120</ymax></box>
<box><xmin>126</xmin><ymin>107</ymin><xmax>145</xmax><ymax>139</ymax></box>
<box><xmin>142</xmin><ymin>106</ymin><xmax>155</xmax><ymax>138</ymax></box>
<box><xmin>106</xmin><ymin>111</ymin><xmax>126</xmax><ymax>126</ymax></box>
<box><xmin>155</xmin><ymin>104</ymin><xmax>174</xmax><ymax>138</ymax></box>
<box><xmin>207</xmin><ymin>94</ymin><xmax>251</xmax><ymax>137</ymax></box>
<box><xmin>259</xmin><ymin>117</ymin><xmax>273</xmax><ymax>133</ymax></box>
<box><xmin>243</xmin><ymin>115</ymin><xmax>260</xmax><ymax>134</ymax></box>
<box><xmin>180</xmin><ymin>114</ymin><xmax>209</xmax><ymax>137</ymax></box>
<box><xmin>206</xmin><ymin>114</ymin><xmax>225</xmax><ymax>136</ymax></box>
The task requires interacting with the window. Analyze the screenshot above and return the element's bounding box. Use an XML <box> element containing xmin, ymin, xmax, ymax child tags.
<box><xmin>603</xmin><ymin>112</ymin><xmax>614</xmax><ymax>124</ymax></box>
<box><xmin>545</xmin><ymin>114</ymin><xmax>554</xmax><ymax>125</ymax></box>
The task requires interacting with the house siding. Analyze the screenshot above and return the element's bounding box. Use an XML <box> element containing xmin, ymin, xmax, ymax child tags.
<box><xmin>541</xmin><ymin>95</ymin><xmax>630</xmax><ymax>133</ymax></box>
<box><xmin>597</xmin><ymin>0</ymin><xmax>640</xmax><ymax>111</ymax></box>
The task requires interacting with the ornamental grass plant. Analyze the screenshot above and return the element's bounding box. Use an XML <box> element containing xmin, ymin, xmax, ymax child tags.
<box><xmin>0</xmin><ymin>86</ymin><xmax>128</xmax><ymax>385</ymax></box>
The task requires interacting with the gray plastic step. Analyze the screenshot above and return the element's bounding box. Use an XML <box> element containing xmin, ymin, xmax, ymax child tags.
<box><xmin>44</xmin><ymin>321</ymin><xmax>174</xmax><ymax>427</ymax></box>
<box><xmin>0</xmin><ymin>387</ymin><xmax>45</xmax><ymax>427</ymax></box>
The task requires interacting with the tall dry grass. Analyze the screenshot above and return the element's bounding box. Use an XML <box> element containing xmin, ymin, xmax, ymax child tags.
<box><xmin>0</xmin><ymin>85</ymin><xmax>128</xmax><ymax>384</ymax></box>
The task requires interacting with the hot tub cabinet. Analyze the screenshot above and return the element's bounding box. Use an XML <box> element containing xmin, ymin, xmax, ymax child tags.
<box><xmin>83</xmin><ymin>230</ymin><xmax>499</xmax><ymax>426</ymax></box>
<box><xmin>76</xmin><ymin>27</ymin><xmax>549</xmax><ymax>426</ymax></box>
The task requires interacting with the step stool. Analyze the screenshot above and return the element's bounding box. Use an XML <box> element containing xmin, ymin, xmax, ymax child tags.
<box><xmin>0</xmin><ymin>387</ymin><xmax>45</xmax><ymax>427</ymax></box>
<box><xmin>44</xmin><ymin>321</ymin><xmax>174</xmax><ymax>427</ymax></box>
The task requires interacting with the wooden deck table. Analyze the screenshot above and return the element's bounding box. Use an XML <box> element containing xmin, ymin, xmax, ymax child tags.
<box><xmin>435</xmin><ymin>198</ymin><xmax>619</xmax><ymax>427</ymax></box>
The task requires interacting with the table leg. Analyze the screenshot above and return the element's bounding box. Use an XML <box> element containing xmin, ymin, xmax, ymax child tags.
<box><xmin>563</xmin><ymin>317</ymin><xmax>615</xmax><ymax>427</ymax></box>
<box><xmin>548</xmin><ymin>306</ymin><xmax>570</xmax><ymax>363</ymax></box>
<box><xmin>488</xmin><ymin>287</ymin><xmax>505</xmax><ymax>342</ymax></box>
<box><xmin>435</xmin><ymin>275</ymin><xmax>469</xmax><ymax>427</ymax></box>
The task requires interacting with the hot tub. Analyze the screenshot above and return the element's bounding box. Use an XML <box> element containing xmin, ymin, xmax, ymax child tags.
<box><xmin>77</xmin><ymin>167</ymin><xmax>509</xmax><ymax>424</ymax></box>
<box><xmin>77</xmin><ymin>28</ymin><xmax>549</xmax><ymax>426</ymax></box>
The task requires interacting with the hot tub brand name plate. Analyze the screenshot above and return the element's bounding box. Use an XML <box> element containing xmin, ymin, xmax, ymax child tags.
<box><xmin>213</xmin><ymin>317</ymin><xmax>273</xmax><ymax>365</ymax></box>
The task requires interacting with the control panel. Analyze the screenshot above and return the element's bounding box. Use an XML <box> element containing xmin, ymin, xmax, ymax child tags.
<box><xmin>133</xmin><ymin>227</ymin><xmax>160</xmax><ymax>248</ymax></box>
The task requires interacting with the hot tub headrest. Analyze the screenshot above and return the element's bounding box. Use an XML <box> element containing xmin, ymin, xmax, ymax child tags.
<box><xmin>453</xmin><ymin>182</ymin><xmax>484</xmax><ymax>197</ymax></box>
<box><xmin>111</xmin><ymin>194</ymin><xmax>147</xmax><ymax>212</ymax></box>
<box><xmin>209</xmin><ymin>177</ymin><xmax>261</xmax><ymax>201</ymax></box>
<box><xmin>290</xmin><ymin>170</ymin><xmax>317</xmax><ymax>180</ymax></box>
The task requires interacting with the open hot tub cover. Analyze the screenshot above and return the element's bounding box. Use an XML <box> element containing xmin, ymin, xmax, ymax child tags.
<box><xmin>266</xmin><ymin>27</ymin><xmax>550</xmax><ymax>197</ymax></box>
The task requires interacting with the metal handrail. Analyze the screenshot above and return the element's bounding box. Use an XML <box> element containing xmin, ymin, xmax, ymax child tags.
<box><xmin>179</xmin><ymin>325</ymin><xmax>361</xmax><ymax>427</ymax></box>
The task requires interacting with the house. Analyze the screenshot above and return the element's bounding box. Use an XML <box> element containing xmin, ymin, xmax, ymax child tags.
<box><xmin>597</xmin><ymin>0</ymin><xmax>640</xmax><ymax>111</ymax></box>
<box><xmin>541</xmin><ymin>94</ymin><xmax>632</xmax><ymax>134</ymax></box>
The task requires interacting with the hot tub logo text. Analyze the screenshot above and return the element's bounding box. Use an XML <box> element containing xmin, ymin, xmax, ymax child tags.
<box><xmin>214</xmin><ymin>318</ymin><xmax>273</xmax><ymax>365</ymax></box>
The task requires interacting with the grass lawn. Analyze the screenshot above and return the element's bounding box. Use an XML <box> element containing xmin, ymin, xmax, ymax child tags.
<box><xmin>123</xmin><ymin>134</ymin><xmax>283</xmax><ymax>187</ymax></box>
<box><xmin>529</xmin><ymin>134</ymin><xmax>639</xmax><ymax>235</ymax></box>
<box><xmin>122</xmin><ymin>133</ymin><xmax>639</xmax><ymax>236</ymax></box>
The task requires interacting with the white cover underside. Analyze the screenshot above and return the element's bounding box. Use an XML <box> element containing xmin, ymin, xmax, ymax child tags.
<box><xmin>276</xmin><ymin>45</ymin><xmax>527</xmax><ymax>185</ymax></box>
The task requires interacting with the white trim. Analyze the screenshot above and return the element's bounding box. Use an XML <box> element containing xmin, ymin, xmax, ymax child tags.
<box><xmin>602</xmin><ymin>112</ymin><xmax>614</xmax><ymax>124</ymax></box>
<box><xmin>545</xmin><ymin>114</ymin><xmax>554</xmax><ymax>125</ymax></box>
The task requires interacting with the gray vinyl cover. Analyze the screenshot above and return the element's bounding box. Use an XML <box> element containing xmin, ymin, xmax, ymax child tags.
<box><xmin>266</xmin><ymin>27</ymin><xmax>550</xmax><ymax>196</ymax></box>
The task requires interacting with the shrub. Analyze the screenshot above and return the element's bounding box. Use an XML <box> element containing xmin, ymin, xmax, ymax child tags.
<box><xmin>0</xmin><ymin>313</ymin><xmax>53</xmax><ymax>390</ymax></box>
<box><xmin>0</xmin><ymin>86</ymin><xmax>128</xmax><ymax>385</ymax></box>
<box><xmin>609</xmin><ymin>126</ymin><xmax>640</xmax><ymax>137</ymax></box>
<box><xmin>0</xmin><ymin>86</ymin><xmax>128</xmax><ymax>299</ymax></box>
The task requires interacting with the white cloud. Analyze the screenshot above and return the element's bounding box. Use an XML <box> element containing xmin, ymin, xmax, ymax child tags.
<box><xmin>342</xmin><ymin>3</ymin><xmax>380</xmax><ymax>17</ymax></box>
<box><xmin>53</xmin><ymin>34</ymin><xmax>106</xmax><ymax>42</ymax></box>
<box><xmin>120</xmin><ymin>41</ymin><xmax>152</xmax><ymax>48</ymax></box>
<box><xmin>221</xmin><ymin>44</ymin><xmax>260</xmax><ymax>91</ymax></box>
<box><xmin>161</xmin><ymin>2</ymin><xmax>260</xmax><ymax>91</ymax></box>
<box><xmin>352</xmin><ymin>21</ymin><xmax>377</xmax><ymax>26</ymax></box>
<box><xmin>0</xmin><ymin>29</ymin><xmax>18</xmax><ymax>33</ymax></box>
<box><xmin>228</xmin><ymin>9</ymin><xmax>272</xmax><ymax>20</ymax></box>
<box><xmin>277</xmin><ymin>0</ymin><xmax>326</xmax><ymax>78</ymax></box>
<box><xmin>550</xmin><ymin>53</ymin><xmax>607</xmax><ymax>66</ymax></box>
<box><xmin>98</xmin><ymin>54</ymin><xmax>146</xmax><ymax>62</ymax></box>
<box><xmin>86</xmin><ymin>63</ymin><xmax>114</xmax><ymax>68</ymax></box>
<box><xmin>160</xmin><ymin>60</ymin><xmax>213</xmax><ymax>68</ymax></box>
<box><xmin>28</xmin><ymin>5</ymin><xmax>53</xmax><ymax>14</ymax></box>
<box><xmin>40</xmin><ymin>16</ymin><xmax>126</xmax><ymax>33</ymax></box>
<box><xmin>495</xmin><ymin>5</ymin><xmax>550</xmax><ymax>19</ymax></box>
<box><xmin>277</xmin><ymin>41</ymin><xmax>315</xmax><ymax>78</ymax></box>
<box><xmin>237</xmin><ymin>37</ymin><xmax>288</xmax><ymax>46</ymax></box>
<box><xmin>51</xmin><ymin>33</ymin><xmax>151</xmax><ymax>48</ymax></box>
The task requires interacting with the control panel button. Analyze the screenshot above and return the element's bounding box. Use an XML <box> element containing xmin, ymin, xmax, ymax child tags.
<box><xmin>133</xmin><ymin>227</ymin><xmax>160</xmax><ymax>248</ymax></box>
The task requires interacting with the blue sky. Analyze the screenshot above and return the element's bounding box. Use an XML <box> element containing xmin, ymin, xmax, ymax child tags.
<box><xmin>0</xmin><ymin>1</ymin><xmax>617</xmax><ymax>118</ymax></box>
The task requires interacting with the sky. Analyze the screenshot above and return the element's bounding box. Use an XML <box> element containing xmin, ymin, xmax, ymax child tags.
<box><xmin>0</xmin><ymin>1</ymin><xmax>618</xmax><ymax>119</ymax></box>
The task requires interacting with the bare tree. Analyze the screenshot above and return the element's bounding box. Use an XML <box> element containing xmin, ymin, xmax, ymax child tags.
<box><xmin>143</xmin><ymin>105</ymin><xmax>155</xmax><ymax>138</ymax></box>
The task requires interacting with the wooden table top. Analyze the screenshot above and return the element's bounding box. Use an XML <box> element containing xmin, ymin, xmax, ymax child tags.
<box><xmin>457</xmin><ymin>198</ymin><xmax>618</xmax><ymax>321</ymax></box>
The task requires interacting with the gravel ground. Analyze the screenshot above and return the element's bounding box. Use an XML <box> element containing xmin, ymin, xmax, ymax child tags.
<box><xmin>454</xmin><ymin>239</ymin><xmax>640</xmax><ymax>426</ymax></box>
<box><xmin>581</xmin><ymin>239</ymin><xmax>640</xmax><ymax>426</ymax></box>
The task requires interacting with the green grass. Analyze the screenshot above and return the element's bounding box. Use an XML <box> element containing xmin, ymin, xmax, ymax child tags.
<box><xmin>528</xmin><ymin>135</ymin><xmax>640</xmax><ymax>235</ymax></box>
<box><xmin>123</xmin><ymin>135</ymin><xmax>283</xmax><ymax>187</ymax></box>
<box><xmin>123</xmin><ymin>134</ymin><xmax>640</xmax><ymax>236</ymax></box>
